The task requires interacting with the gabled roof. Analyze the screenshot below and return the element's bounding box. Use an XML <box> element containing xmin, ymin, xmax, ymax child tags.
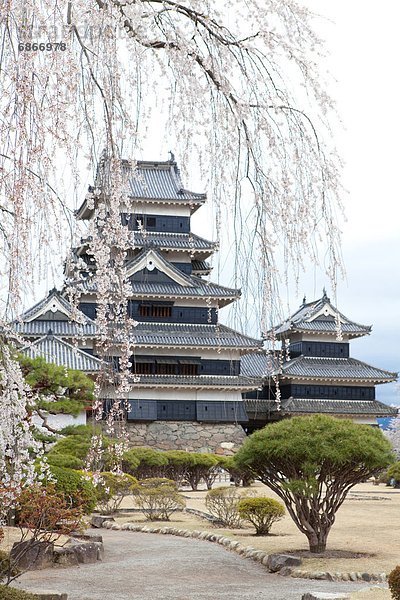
<box><xmin>77</xmin><ymin>263</ymin><xmax>241</xmax><ymax>307</ymax></box>
<box><xmin>21</xmin><ymin>333</ymin><xmax>102</xmax><ymax>372</ymax></box>
<box><xmin>125</xmin><ymin>248</ymin><xmax>196</xmax><ymax>287</ymax></box>
<box><xmin>128</xmin><ymin>322</ymin><xmax>262</xmax><ymax>351</ymax></box>
<box><xmin>277</xmin><ymin>356</ymin><xmax>397</xmax><ymax>384</ymax></box>
<box><xmin>271</xmin><ymin>292</ymin><xmax>372</xmax><ymax>339</ymax></box>
<box><xmin>13</xmin><ymin>289</ymin><xmax>97</xmax><ymax>338</ymax></box>
<box><xmin>76</xmin><ymin>157</ymin><xmax>206</xmax><ymax>220</ymax></box>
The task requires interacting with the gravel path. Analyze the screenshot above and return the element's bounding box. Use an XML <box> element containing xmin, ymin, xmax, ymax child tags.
<box><xmin>13</xmin><ymin>529</ymin><xmax>370</xmax><ymax>600</ymax></box>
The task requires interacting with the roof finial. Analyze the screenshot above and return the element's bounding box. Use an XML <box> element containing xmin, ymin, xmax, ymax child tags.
<box><xmin>302</xmin><ymin>294</ymin><xmax>306</xmax><ymax>305</ymax></box>
<box><xmin>322</xmin><ymin>287</ymin><xmax>329</xmax><ymax>301</ymax></box>
<box><xmin>47</xmin><ymin>328</ymin><xmax>53</xmax><ymax>337</ymax></box>
<box><xmin>168</xmin><ymin>150</ymin><xmax>175</xmax><ymax>162</ymax></box>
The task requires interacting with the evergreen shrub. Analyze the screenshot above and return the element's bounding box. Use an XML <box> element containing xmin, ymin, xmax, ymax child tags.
<box><xmin>122</xmin><ymin>448</ymin><xmax>169</xmax><ymax>479</ymax></box>
<box><xmin>0</xmin><ymin>586</ymin><xmax>38</xmax><ymax>599</ymax></box>
<box><xmin>237</xmin><ymin>497</ymin><xmax>285</xmax><ymax>535</ymax></box>
<box><xmin>48</xmin><ymin>465</ymin><xmax>97</xmax><ymax>513</ymax></box>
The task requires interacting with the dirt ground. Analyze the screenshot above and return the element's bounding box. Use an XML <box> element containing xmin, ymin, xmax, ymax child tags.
<box><xmin>116</xmin><ymin>480</ymin><xmax>400</xmax><ymax>576</ymax></box>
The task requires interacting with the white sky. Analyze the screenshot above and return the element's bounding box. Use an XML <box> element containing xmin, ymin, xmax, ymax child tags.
<box><xmin>287</xmin><ymin>0</ymin><xmax>400</xmax><ymax>406</ymax></box>
<box><xmin>35</xmin><ymin>1</ymin><xmax>399</xmax><ymax>406</ymax></box>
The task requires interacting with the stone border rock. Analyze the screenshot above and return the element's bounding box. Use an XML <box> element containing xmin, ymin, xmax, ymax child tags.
<box><xmin>93</xmin><ymin>518</ymin><xmax>387</xmax><ymax>583</ymax></box>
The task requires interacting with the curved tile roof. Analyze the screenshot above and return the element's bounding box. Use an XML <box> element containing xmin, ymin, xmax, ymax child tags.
<box><xmin>13</xmin><ymin>289</ymin><xmax>97</xmax><ymax>338</ymax></box>
<box><xmin>282</xmin><ymin>397</ymin><xmax>398</xmax><ymax>417</ymax></box>
<box><xmin>240</xmin><ymin>352</ymin><xmax>277</xmax><ymax>377</ymax></box>
<box><xmin>279</xmin><ymin>356</ymin><xmax>397</xmax><ymax>383</ymax></box>
<box><xmin>76</xmin><ymin>159</ymin><xmax>206</xmax><ymax>220</ymax></box>
<box><xmin>271</xmin><ymin>293</ymin><xmax>371</xmax><ymax>339</ymax></box>
<box><xmin>125</xmin><ymin>160</ymin><xmax>206</xmax><ymax>202</ymax></box>
<box><xmin>21</xmin><ymin>334</ymin><xmax>102</xmax><ymax>372</ymax></box>
<box><xmin>128</xmin><ymin>374</ymin><xmax>260</xmax><ymax>389</ymax></box>
<box><xmin>130</xmin><ymin>231</ymin><xmax>217</xmax><ymax>252</ymax></box>
<box><xmin>245</xmin><ymin>397</ymin><xmax>398</xmax><ymax>417</ymax></box>
<box><xmin>78</xmin><ymin>278</ymin><xmax>239</xmax><ymax>302</ymax></box>
<box><xmin>129</xmin><ymin>322</ymin><xmax>262</xmax><ymax>350</ymax></box>
<box><xmin>13</xmin><ymin>320</ymin><xmax>97</xmax><ymax>337</ymax></box>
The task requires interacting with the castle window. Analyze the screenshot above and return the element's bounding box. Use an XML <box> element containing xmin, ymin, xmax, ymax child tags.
<box><xmin>133</xmin><ymin>357</ymin><xmax>155</xmax><ymax>374</ymax></box>
<box><xmin>180</xmin><ymin>364</ymin><xmax>198</xmax><ymax>376</ymax></box>
<box><xmin>156</xmin><ymin>358</ymin><xmax>177</xmax><ymax>375</ymax></box>
<box><xmin>139</xmin><ymin>304</ymin><xmax>172</xmax><ymax>318</ymax></box>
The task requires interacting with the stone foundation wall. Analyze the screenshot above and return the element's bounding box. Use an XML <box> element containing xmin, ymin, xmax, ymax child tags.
<box><xmin>125</xmin><ymin>421</ymin><xmax>246</xmax><ymax>454</ymax></box>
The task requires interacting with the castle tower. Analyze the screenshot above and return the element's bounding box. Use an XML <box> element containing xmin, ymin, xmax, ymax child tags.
<box><xmin>242</xmin><ymin>292</ymin><xmax>397</xmax><ymax>428</ymax></box>
<box><xmin>15</xmin><ymin>156</ymin><xmax>263</xmax><ymax>452</ymax></box>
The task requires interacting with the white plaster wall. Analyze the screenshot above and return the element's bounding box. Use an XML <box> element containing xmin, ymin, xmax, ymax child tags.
<box><xmin>101</xmin><ymin>386</ymin><xmax>243</xmax><ymax>402</ymax></box>
<box><xmin>32</xmin><ymin>410</ymin><xmax>87</xmax><ymax>431</ymax></box>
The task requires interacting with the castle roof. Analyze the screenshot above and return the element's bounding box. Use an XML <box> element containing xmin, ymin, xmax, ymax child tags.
<box><xmin>245</xmin><ymin>398</ymin><xmax>398</xmax><ymax>418</ymax></box>
<box><xmin>240</xmin><ymin>351</ymin><xmax>277</xmax><ymax>377</ymax></box>
<box><xmin>76</xmin><ymin>158</ymin><xmax>206</xmax><ymax>220</ymax></box>
<box><xmin>241</xmin><ymin>351</ymin><xmax>397</xmax><ymax>384</ymax></box>
<box><xmin>127</xmin><ymin>374</ymin><xmax>261</xmax><ymax>390</ymax></box>
<box><xmin>77</xmin><ymin>247</ymin><xmax>240</xmax><ymax>307</ymax></box>
<box><xmin>271</xmin><ymin>292</ymin><xmax>372</xmax><ymax>339</ymax></box>
<box><xmin>129</xmin><ymin>322</ymin><xmax>262</xmax><ymax>351</ymax></box>
<box><xmin>277</xmin><ymin>356</ymin><xmax>397</xmax><ymax>384</ymax></box>
<box><xmin>74</xmin><ymin>231</ymin><xmax>217</xmax><ymax>261</ymax></box>
<box><xmin>13</xmin><ymin>289</ymin><xmax>97</xmax><ymax>338</ymax></box>
<box><xmin>21</xmin><ymin>333</ymin><xmax>102</xmax><ymax>372</ymax></box>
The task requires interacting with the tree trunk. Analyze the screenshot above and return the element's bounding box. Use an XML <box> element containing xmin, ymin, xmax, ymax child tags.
<box><xmin>307</xmin><ymin>530</ymin><xmax>328</xmax><ymax>553</ymax></box>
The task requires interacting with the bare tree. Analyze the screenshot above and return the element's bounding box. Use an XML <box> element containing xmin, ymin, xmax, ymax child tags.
<box><xmin>0</xmin><ymin>0</ymin><xmax>343</xmax><ymax>322</ymax></box>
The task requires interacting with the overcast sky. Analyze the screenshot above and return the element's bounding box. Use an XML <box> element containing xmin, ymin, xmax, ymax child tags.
<box><xmin>38</xmin><ymin>1</ymin><xmax>399</xmax><ymax>407</ymax></box>
<box><xmin>296</xmin><ymin>1</ymin><xmax>400</xmax><ymax>407</ymax></box>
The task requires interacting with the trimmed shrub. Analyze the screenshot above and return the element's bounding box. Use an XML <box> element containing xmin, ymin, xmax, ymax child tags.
<box><xmin>48</xmin><ymin>465</ymin><xmax>97</xmax><ymax>514</ymax></box>
<box><xmin>163</xmin><ymin>451</ymin><xmax>191</xmax><ymax>487</ymax></box>
<box><xmin>133</xmin><ymin>478</ymin><xmax>185</xmax><ymax>521</ymax></box>
<box><xmin>388</xmin><ymin>565</ymin><xmax>400</xmax><ymax>600</ymax></box>
<box><xmin>205</xmin><ymin>486</ymin><xmax>242</xmax><ymax>528</ymax></box>
<box><xmin>237</xmin><ymin>497</ymin><xmax>285</xmax><ymax>535</ymax></box>
<box><xmin>48</xmin><ymin>425</ymin><xmax>116</xmax><ymax>472</ymax></box>
<box><xmin>96</xmin><ymin>472</ymin><xmax>138</xmax><ymax>514</ymax></box>
<box><xmin>221</xmin><ymin>456</ymin><xmax>254</xmax><ymax>487</ymax></box>
<box><xmin>0</xmin><ymin>586</ymin><xmax>38</xmax><ymax>599</ymax></box>
<box><xmin>122</xmin><ymin>447</ymin><xmax>169</xmax><ymax>479</ymax></box>
<box><xmin>184</xmin><ymin>453</ymin><xmax>218</xmax><ymax>491</ymax></box>
<box><xmin>46</xmin><ymin>453</ymin><xmax>83</xmax><ymax>470</ymax></box>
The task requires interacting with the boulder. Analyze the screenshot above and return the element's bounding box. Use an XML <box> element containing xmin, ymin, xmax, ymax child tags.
<box><xmin>53</xmin><ymin>546</ymin><xmax>79</xmax><ymax>567</ymax></box>
<box><xmin>10</xmin><ymin>540</ymin><xmax>54</xmax><ymax>571</ymax></box>
<box><xmin>69</xmin><ymin>532</ymin><xmax>103</xmax><ymax>543</ymax></box>
<box><xmin>67</xmin><ymin>540</ymin><xmax>104</xmax><ymax>564</ymax></box>
<box><xmin>266</xmin><ymin>553</ymin><xmax>302</xmax><ymax>573</ymax></box>
<box><xmin>91</xmin><ymin>515</ymin><xmax>115</xmax><ymax>528</ymax></box>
